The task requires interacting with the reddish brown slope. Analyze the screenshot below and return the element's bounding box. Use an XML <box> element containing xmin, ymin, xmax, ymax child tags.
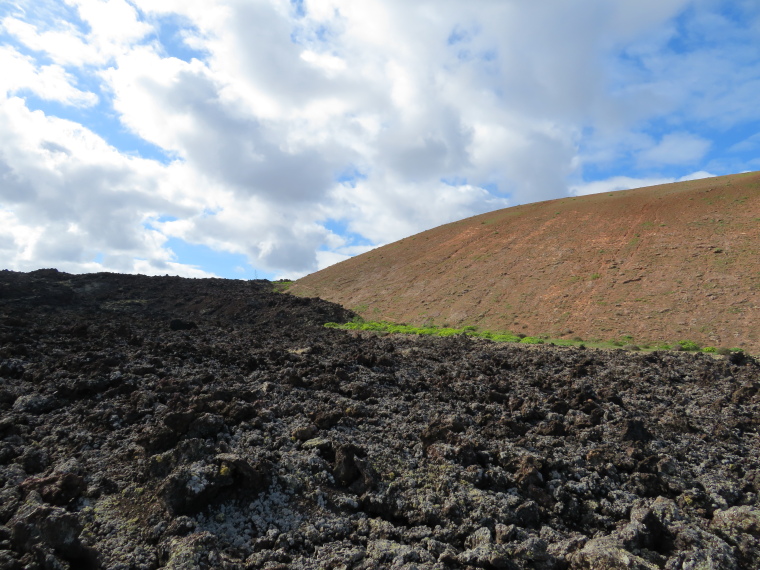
<box><xmin>292</xmin><ymin>172</ymin><xmax>760</xmax><ymax>351</ymax></box>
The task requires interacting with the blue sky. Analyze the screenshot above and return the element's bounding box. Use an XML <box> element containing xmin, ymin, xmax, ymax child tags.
<box><xmin>0</xmin><ymin>0</ymin><xmax>758</xmax><ymax>279</ymax></box>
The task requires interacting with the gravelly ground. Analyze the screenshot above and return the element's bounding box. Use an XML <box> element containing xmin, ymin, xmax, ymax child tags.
<box><xmin>1</xmin><ymin>269</ymin><xmax>759</xmax><ymax>569</ymax></box>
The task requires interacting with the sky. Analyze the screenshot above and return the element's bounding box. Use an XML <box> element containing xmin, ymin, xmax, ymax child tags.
<box><xmin>0</xmin><ymin>0</ymin><xmax>759</xmax><ymax>280</ymax></box>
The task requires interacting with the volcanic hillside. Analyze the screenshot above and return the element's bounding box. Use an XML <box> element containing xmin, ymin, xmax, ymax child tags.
<box><xmin>292</xmin><ymin>172</ymin><xmax>760</xmax><ymax>352</ymax></box>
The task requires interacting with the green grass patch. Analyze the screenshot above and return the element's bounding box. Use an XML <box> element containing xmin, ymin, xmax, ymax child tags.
<box><xmin>323</xmin><ymin>321</ymin><xmax>753</xmax><ymax>356</ymax></box>
<box><xmin>324</xmin><ymin>320</ymin><xmax>522</xmax><ymax>342</ymax></box>
<box><xmin>677</xmin><ymin>340</ymin><xmax>701</xmax><ymax>352</ymax></box>
<box><xmin>272</xmin><ymin>280</ymin><xmax>294</xmax><ymax>293</ymax></box>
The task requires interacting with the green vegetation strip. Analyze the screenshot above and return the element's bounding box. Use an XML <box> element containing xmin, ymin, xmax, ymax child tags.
<box><xmin>324</xmin><ymin>320</ymin><xmax>745</xmax><ymax>355</ymax></box>
<box><xmin>272</xmin><ymin>280</ymin><xmax>294</xmax><ymax>293</ymax></box>
<box><xmin>326</xmin><ymin>320</ymin><xmax>542</xmax><ymax>343</ymax></box>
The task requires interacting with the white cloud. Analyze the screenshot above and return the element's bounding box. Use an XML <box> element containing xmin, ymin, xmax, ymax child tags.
<box><xmin>638</xmin><ymin>132</ymin><xmax>712</xmax><ymax>166</ymax></box>
<box><xmin>0</xmin><ymin>95</ymin><xmax>207</xmax><ymax>275</ymax></box>
<box><xmin>70</xmin><ymin>0</ymin><xmax>151</xmax><ymax>46</ymax></box>
<box><xmin>2</xmin><ymin>0</ymin><xmax>151</xmax><ymax>66</ymax></box>
<box><xmin>132</xmin><ymin>259</ymin><xmax>215</xmax><ymax>278</ymax></box>
<box><xmin>728</xmin><ymin>132</ymin><xmax>760</xmax><ymax>153</ymax></box>
<box><xmin>328</xmin><ymin>174</ymin><xmax>509</xmax><ymax>245</ymax></box>
<box><xmin>570</xmin><ymin>170</ymin><xmax>716</xmax><ymax>196</ymax></box>
<box><xmin>1</xmin><ymin>16</ymin><xmax>97</xmax><ymax>66</ymax></box>
<box><xmin>0</xmin><ymin>0</ymin><xmax>758</xmax><ymax>278</ymax></box>
<box><xmin>678</xmin><ymin>170</ymin><xmax>716</xmax><ymax>182</ymax></box>
<box><xmin>0</xmin><ymin>46</ymin><xmax>97</xmax><ymax>105</ymax></box>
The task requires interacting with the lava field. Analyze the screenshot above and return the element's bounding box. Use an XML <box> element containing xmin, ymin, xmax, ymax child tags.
<box><xmin>1</xmin><ymin>269</ymin><xmax>759</xmax><ymax>569</ymax></box>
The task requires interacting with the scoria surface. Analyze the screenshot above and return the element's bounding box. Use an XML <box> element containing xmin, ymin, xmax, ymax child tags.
<box><xmin>1</xmin><ymin>269</ymin><xmax>759</xmax><ymax>569</ymax></box>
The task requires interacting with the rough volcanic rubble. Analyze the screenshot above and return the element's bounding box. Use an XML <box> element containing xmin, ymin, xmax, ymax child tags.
<box><xmin>1</xmin><ymin>269</ymin><xmax>759</xmax><ymax>569</ymax></box>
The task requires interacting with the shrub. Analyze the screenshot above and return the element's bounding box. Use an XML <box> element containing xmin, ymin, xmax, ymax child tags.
<box><xmin>701</xmin><ymin>346</ymin><xmax>717</xmax><ymax>353</ymax></box>
<box><xmin>436</xmin><ymin>328</ymin><xmax>462</xmax><ymax>337</ymax></box>
<box><xmin>360</xmin><ymin>321</ymin><xmax>387</xmax><ymax>331</ymax></box>
<box><xmin>488</xmin><ymin>333</ymin><xmax>521</xmax><ymax>342</ymax></box>
<box><xmin>677</xmin><ymin>340</ymin><xmax>701</xmax><ymax>352</ymax></box>
<box><xmin>520</xmin><ymin>336</ymin><xmax>544</xmax><ymax>344</ymax></box>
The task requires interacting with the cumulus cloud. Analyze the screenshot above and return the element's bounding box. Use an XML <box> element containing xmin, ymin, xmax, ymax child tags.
<box><xmin>0</xmin><ymin>96</ymin><xmax>207</xmax><ymax>276</ymax></box>
<box><xmin>569</xmin><ymin>170</ymin><xmax>717</xmax><ymax>196</ymax></box>
<box><xmin>2</xmin><ymin>0</ymin><xmax>151</xmax><ymax>66</ymax></box>
<box><xmin>0</xmin><ymin>0</ymin><xmax>758</xmax><ymax>277</ymax></box>
<box><xmin>0</xmin><ymin>46</ymin><xmax>97</xmax><ymax>105</ymax></box>
<box><xmin>638</xmin><ymin>132</ymin><xmax>712</xmax><ymax>166</ymax></box>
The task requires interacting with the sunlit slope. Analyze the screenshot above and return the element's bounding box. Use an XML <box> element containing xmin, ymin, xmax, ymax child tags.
<box><xmin>292</xmin><ymin>172</ymin><xmax>760</xmax><ymax>351</ymax></box>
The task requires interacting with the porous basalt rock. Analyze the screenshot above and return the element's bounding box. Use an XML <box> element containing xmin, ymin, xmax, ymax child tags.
<box><xmin>0</xmin><ymin>269</ymin><xmax>758</xmax><ymax>568</ymax></box>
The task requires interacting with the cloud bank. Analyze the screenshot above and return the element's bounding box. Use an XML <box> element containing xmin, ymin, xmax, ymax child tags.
<box><xmin>0</xmin><ymin>0</ymin><xmax>759</xmax><ymax>278</ymax></box>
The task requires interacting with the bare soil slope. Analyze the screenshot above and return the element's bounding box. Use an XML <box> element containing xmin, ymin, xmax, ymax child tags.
<box><xmin>292</xmin><ymin>172</ymin><xmax>760</xmax><ymax>352</ymax></box>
